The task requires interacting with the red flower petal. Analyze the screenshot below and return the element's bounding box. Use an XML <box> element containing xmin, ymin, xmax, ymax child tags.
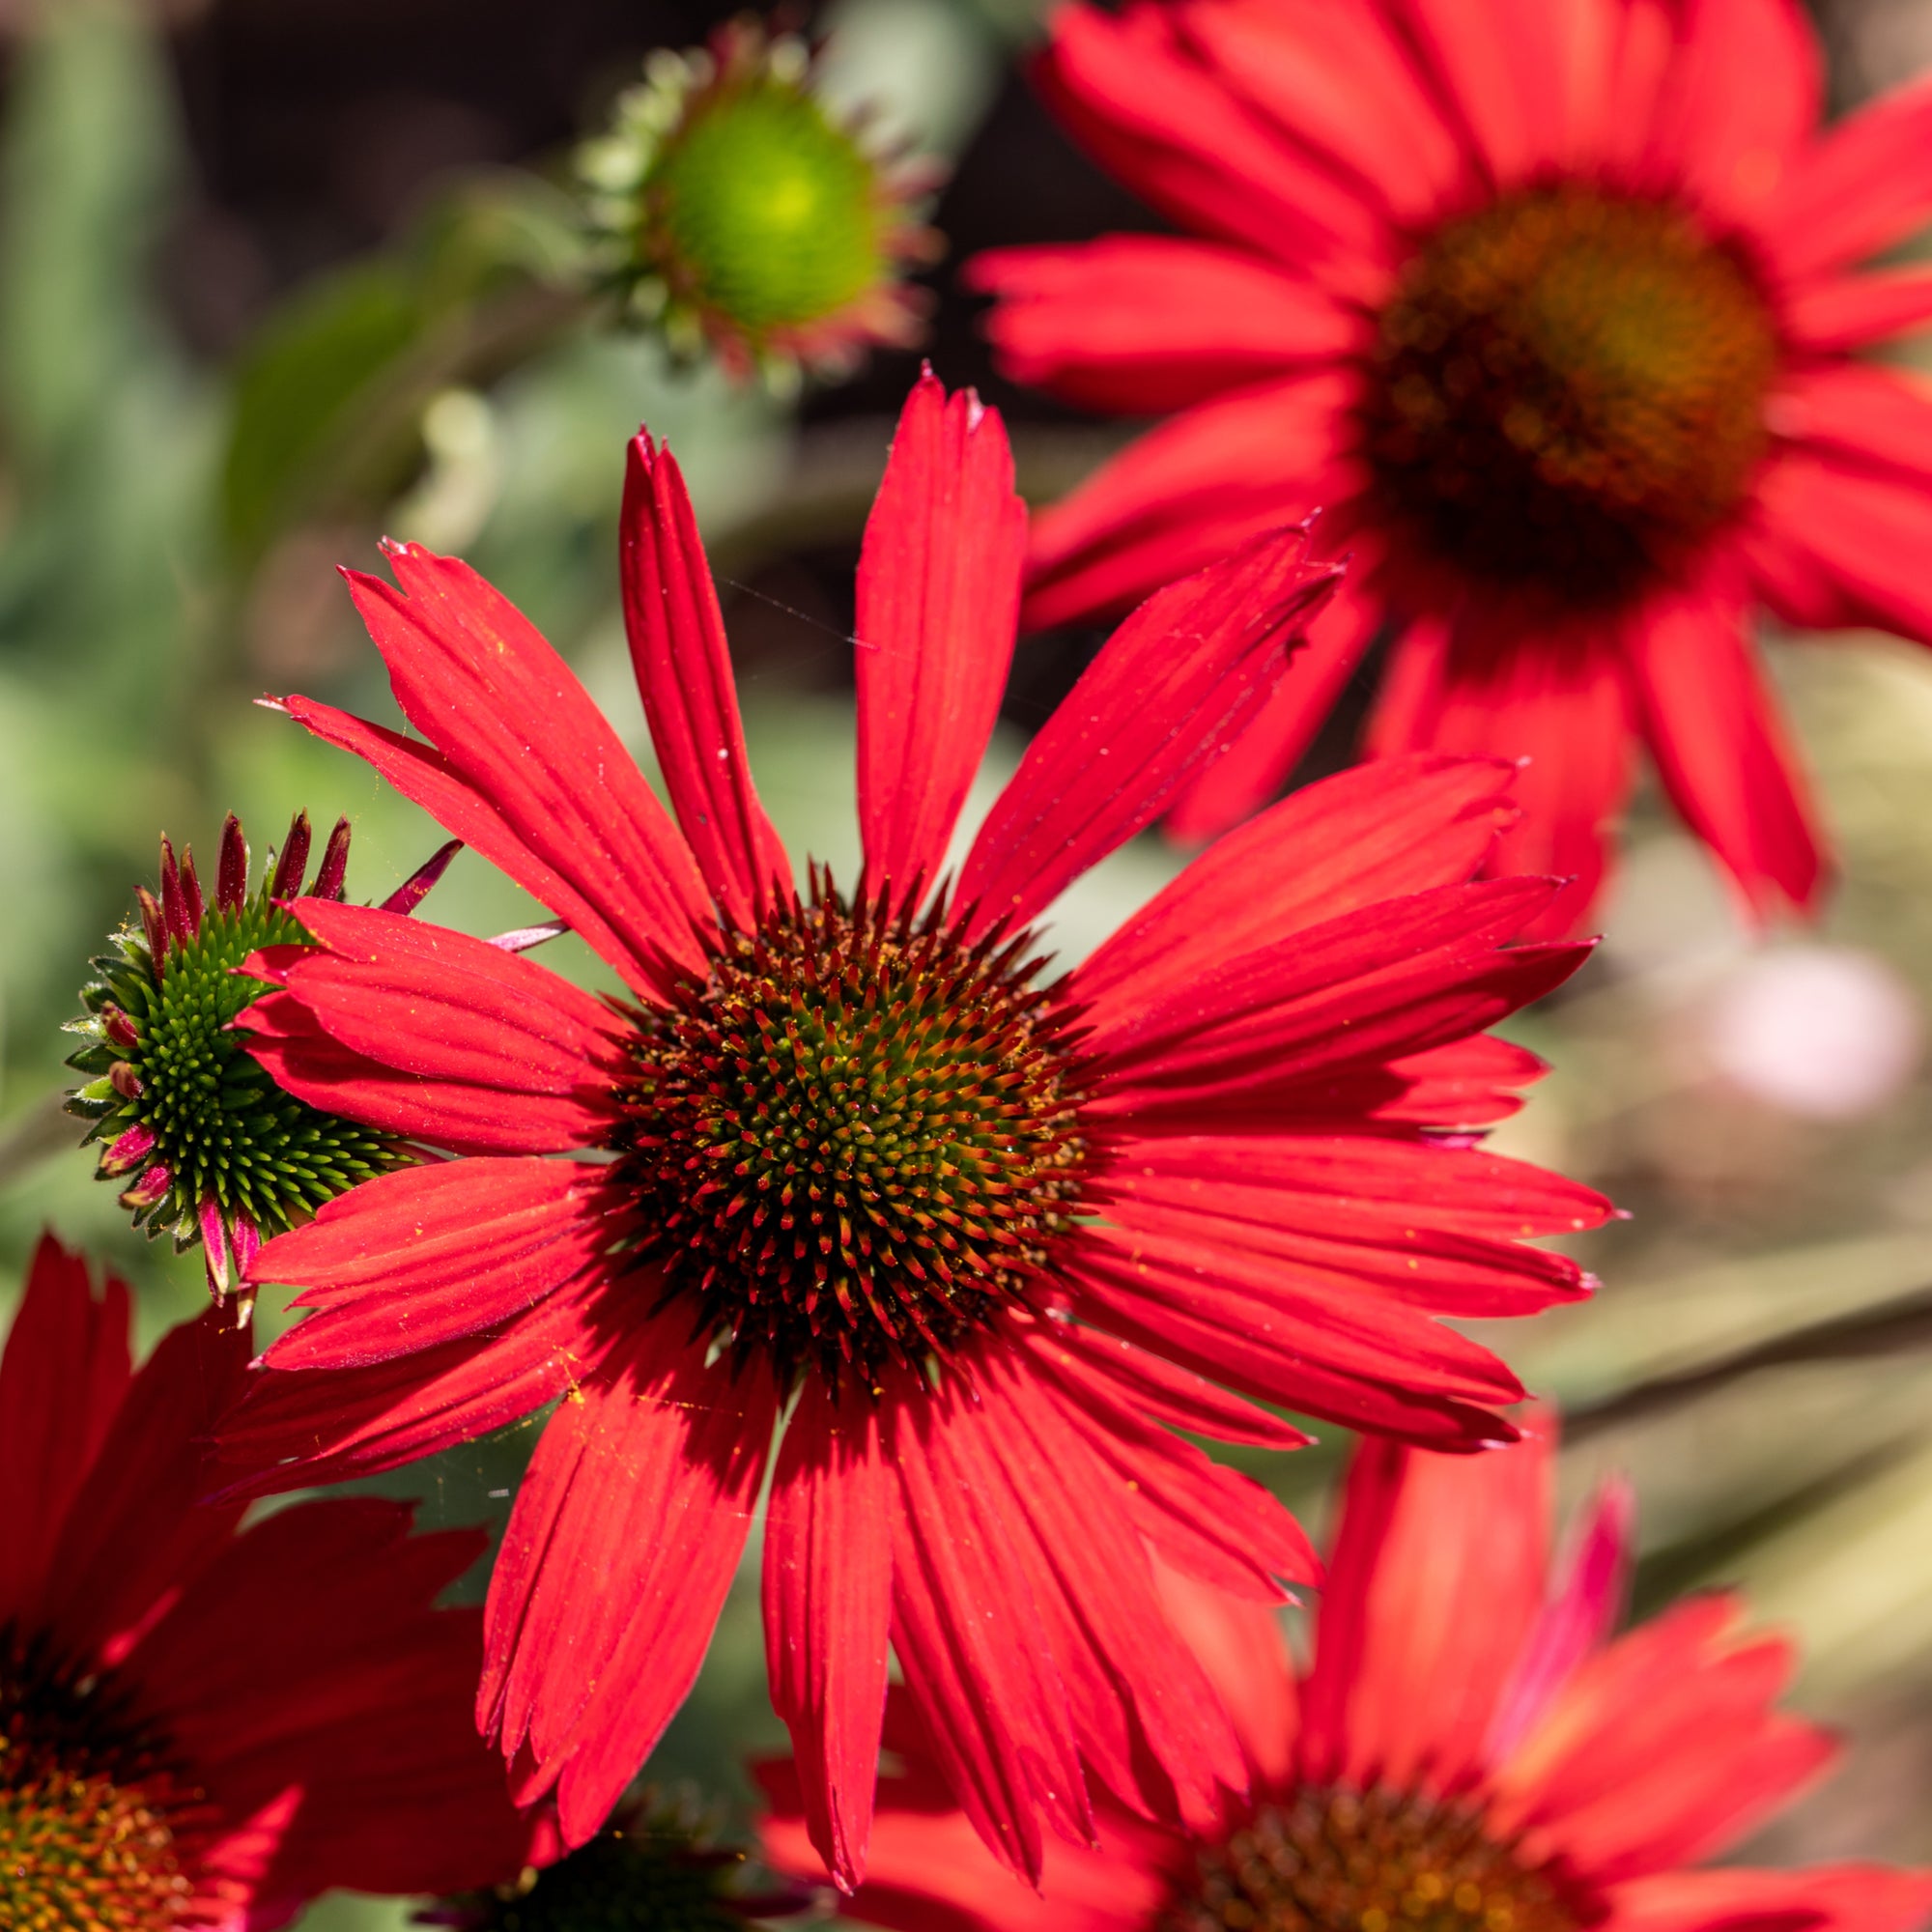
<box><xmin>1151</xmin><ymin>1558</ymin><xmax>1299</xmax><ymax>1788</ymax></box>
<box><xmin>1764</xmin><ymin>68</ymin><xmax>1932</xmax><ymax>280</ymax></box>
<box><xmin>1369</xmin><ymin>613</ymin><xmax>1636</xmax><ymax>939</ymax></box>
<box><xmin>256</xmin><ymin>1158</ymin><xmax>616</xmax><ymax>1373</ymax></box>
<box><xmin>32</xmin><ymin>1307</ymin><xmax>251</xmax><ymax>1664</ymax></box>
<box><xmin>762</xmin><ymin>1377</ymin><xmax>894</xmax><ymax>1894</ymax></box>
<box><xmin>1022</xmin><ymin>375</ymin><xmax>1355</xmax><ymax>629</ymax></box>
<box><xmin>1036</xmin><ymin>2</ymin><xmax>1381</xmax><ymax>269</ymax></box>
<box><xmin>130</xmin><ymin>1499</ymin><xmax>533</xmax><ymax>1896</ymax></box>
<box><xmin>1489</xmin><ymin>1596</ymin><xmax>1835</xmax><ymax>1883</ymax></box>
<box><xmin>1746</xmin><ymin>445</ymin><xmax>1932</xmax><ymax>640</ymax></box>
<box><xmin>1297</xmin><ymin>1431</ymin><xmax>1550</xmax><ymax>1798</ymax></box>
<box><xmin>1085</xmin><ymin>876</ymin><xmax>1577</xmax><ymax>1103</ymax></box>
<box><xmin>279</xmin><ymin>694</ymin><xmax>687</xmax><ymax>998</ymax></box>
<box><xmin>1173</xmin><ymin>0</ymin><xmax>1468</xmax><ymax>223</ymax></box>
<box><xmin>1160</xmin><ymin>571</ymin><xmax>1385</xmax><ymax>843</ymax></box>
<box><xmin>482</xmin><ymin>1310</ymin><xmax>776</xmax><ymax>1845</ymax></box>
<box><xmin>856</xmin><ymin>371</ymin><xmax>1027</xmax><ymax>911</ymax></box>
<box><xmin>882</xmin><ymin>1369</ymin><xmax>1090</xmax><ymax>1884</ymax></box>
<box><xmin>1649</xmin><ymin>0</ymin><xmax>1819</xmax><ymax>220</ymax></box>
<box><xmin>0</xmin><ymin>1235</ymin><xmax>131</xmax><ymax>1621</ymax></box>
<box><xmin>1601</xmin><ymin>1866</ymin><xmax>1932</xmax><ymax>1932</ymax></box>
<box><xmin>967</xmin><ymin>238</ymin><xmax>1359</xmax><ymax>416</ymax></box>
<box><xmin>243</xmin><ymin>899</ymin><xmax>622</xmax><ymax>1155</ymax></box>
<box><xmin>1077</xmin><ymin>752</ymin><xmax>1519</xmax><ymax>1018</ymax></box>
<box><xmin>1627</xmin><ymin>575</ymin><xmax>1825</xmax><ymax>919</ymax></box>
<box><xmin>621</xmin><ymin>431</ymin><xmax>790</xmax><ymax>929</ymax></box>
<box><xmin>211</xmin><ymin>1289</ymin><xmax>608</xmax><ymax>1497</ymax></box>
<box><xmin>1022</xmin><ymin>1323</ymin><xmax>1317</xmax><ymax>1601</ymax></box>
<box><xmin>1783</xmin><ymin>264</ymin><xmax>1932</xmax><ymax>352</ymax></box>
<box><xmin>1487</xmin><ymin>1471</ymin><xmax>1635</xmax><ymax>1764</ymax></box>
<box><xmin>965</xmin><ymin>1351</ymin><xmax>1252</xmax><ymax>1835</ymax></box>
<box><xmin>957</xmin><ymin>525</ymin><xmax>1339</xmax><ymax>940</ymax></box>
<box><xmin>338</xmin><ymin>541</ymin><xmax>714</xmax><ymax>989</ymax></box>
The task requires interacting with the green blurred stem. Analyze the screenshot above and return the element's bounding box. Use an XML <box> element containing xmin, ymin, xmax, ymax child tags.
<box><xmin>0</xmin><ymin>1090</ymin><xmax>74</xmax><ymax>1193</ymax></box>
<box><xmin>1569</xmin><ymin>1279</ymin><xmax>1932</xmax><ymax>1440</ymax></box>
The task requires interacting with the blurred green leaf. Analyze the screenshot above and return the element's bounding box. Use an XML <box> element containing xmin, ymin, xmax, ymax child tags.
<box><xmin>221</xmin><ymin>175</ymin><xmax>594</xmax><ymax>565</ymax></box>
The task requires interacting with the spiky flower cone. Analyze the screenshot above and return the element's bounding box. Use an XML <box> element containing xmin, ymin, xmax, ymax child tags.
<box><xmin>65</xmin><ymin>810</ymin><xmax>455</xmax><ymax>1302</ymax></box>
<box><xmin>577</xmin><ymin>15</ymin><xmax>937</xmax><ymax>384</ymax></box>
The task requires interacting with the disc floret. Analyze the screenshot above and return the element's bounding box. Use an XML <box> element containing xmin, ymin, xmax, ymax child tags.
<box><xmin>66</xmin><ymin>811</ymin><xmax>450</xmax><ymax>1300</ymax></box>
<box><xmin>1158</xmin><ymin>1785</ymin><xmax>1581</xmax><ymax>1932</ymax></box>
<box><xmin>612</xmin><ymin>872</ymin><xmax>1089</xmax><ymax>1386</ymax></box>
<box><xmin>1360</xmin><ymin>185</ymin><xmax>1778</xmax><ymax>611</ymax></box>
<box><xmin>0</xmin><ymin>1627</ymin><xmax>206</xmax><ymax>1932</ymax></box>
<box><xmin>577</xmin><ymin>17</ymin><xmax>937</xmax><ymax>384</ymax></box>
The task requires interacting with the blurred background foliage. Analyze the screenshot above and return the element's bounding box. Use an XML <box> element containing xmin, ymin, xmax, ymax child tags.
<box><xmin>3</xmin><ymin>0</ymin><xmax>1932</xmax><ymax>1923</ymax></box>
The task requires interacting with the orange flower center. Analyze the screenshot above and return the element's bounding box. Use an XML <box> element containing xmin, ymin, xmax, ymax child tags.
<box><xmin>1155</xmin><ymin>1786</ymin><xmax>1580</xmax><ymax>1932</ymax></box>
<box><xmin>1358</xmin><ymin>185</ymin><xmax>1778</xmax><ymax>610</ymax></box>
<box><xmin>611</xmin><ymin>879</ymin><xmax>1087</xmax><ymax>1385</ymax></box>
<box><xmin>0</xmin><ymin>1632</ymin><xmax>201</xmax><ymax>1931</ymax></box>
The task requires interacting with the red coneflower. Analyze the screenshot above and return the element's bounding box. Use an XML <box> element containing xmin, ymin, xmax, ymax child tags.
<box><xmin>758</xmin><ymin>1421</ymin><xmax>1932</xmax><ymax>1932</ymax></box>
<box><xmin>972</xmin><ymin>0</ymin><xmax>1932</xmax><ymax>928</ymax></box>
<box><xmin>213</xmin><ymin>373</ymin><xmax>1609</xmax><ymax>1889</ymax></box>
<box><xmin>0</xmin><ymin>1233</ymin><xmax>536</xmax><ymax>1928</ymax></box>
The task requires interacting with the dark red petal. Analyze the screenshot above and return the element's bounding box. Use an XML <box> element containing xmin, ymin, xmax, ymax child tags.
<box><xmin>242</xmin><ymin>899</ymin><xmax>623</xmax><ymax>1154</ymax></box>
<box><xmin>1627</xmin><ymin>578</ymin><xmax>1825</xmax><ymax>920</ymax></box>
<box><xmin>256</xmin><ymin>1158</ymin><xmax>617</xmax><ymax>1372</ymax></box>
<box><xmin>32</xmin><ymin>1307</ymin><xmax>252</xmax><ymax>1664</ymax></box>
<box><xmin>270</xmin><ymin>810</ymin><xmax>313</xmax><ymax>900</ymax></box>
<box><xmin>1763</xmin><ymin>68</ymin><xmax>1932</xmax><ymax>279</ymax></box>
<box><xmin>339</xmin><ymin>540</ymin><xmax>715</xmax><ymax>985</ymax></box>
<box><xmin>210</xmin><ymin>1289</ymin><xmax>609</xmax><ymax>1497</ymax></box>
<box><xmin>379</xmin><ymin>836</ymin><xmax>463</xmax><ymax>916</ymax></box>
<box><xmin>314</xmin><ymin>815</ymin><xmax>353</xmax><ymax>900</ymax></box>
<box><xmin>215</xmin><ymin>812</ymin><xmax>248</xmax><ymax>914</ymax></box>
<box><xmin>883</xmin><ymin>1368</ymin><xmax>1089</xmax><ymax>1884</ymax></box>
<box><xmin>1078</xmin><ymin>752</ymin><xmax>1519</xmax><ymax>1018</ymax></box>
<box><xmin>130</xmin><ymin>1499</ymin><xmax>534</xmax><ymax>1896</ymax></box>
<box><xmin>957</xmin><ymin>525</ymin><xmax>1339</xmax><ymax>939</ymax></box>
<box><xmin>1297</xmin><ymin>1431</ymin><xmax>1550</xmax><ymax>1797</ymax></box>
<box><xmin>763</xmin><ymin>1378</ymin><xmax>893</xmax><ymax>1892</ymax></box>
<box><xmin>967</xmin><ymin>239</ymin><xmax>1358</xmax><ymax>416</ymax></box>
<box><xmin>0</xmin><ymin>1236</ymin><xmax>132</xmax><ymax>1621</ymax></box>
<box><xmin>482</xmin><ymin>1310</ymin><xmax>776</xmax><ymax>1845</ymax></box>
<box><xmin>621</xmin><ymin>431</ymin><xmax>790</xmax><ymax>929</ymax></box>
<box><xmin>855</xmin><ymin>371</ymin><xmax>1026</xmax><ymax>912</ymax></box>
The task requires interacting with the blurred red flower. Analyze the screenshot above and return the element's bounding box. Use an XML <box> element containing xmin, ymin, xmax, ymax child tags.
<box><xmin>759</xmin><ymin>1420</ymin><xmax>1932</xmax><ymax>1932</ymax></box>
<box><xmin>974</xmin><ymin>0</ymin><xmax>1932</xmax><ymax>929</ymax></box>
<box><xmin>0</xmin><ymin>1234</ymin><xmax>535</xmax><ymax>1929</ymax></box>
<box><xmin>213</xmin><ymin>374</ymin><xmax>1609</xmax><ymax>1888</ymax></box>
